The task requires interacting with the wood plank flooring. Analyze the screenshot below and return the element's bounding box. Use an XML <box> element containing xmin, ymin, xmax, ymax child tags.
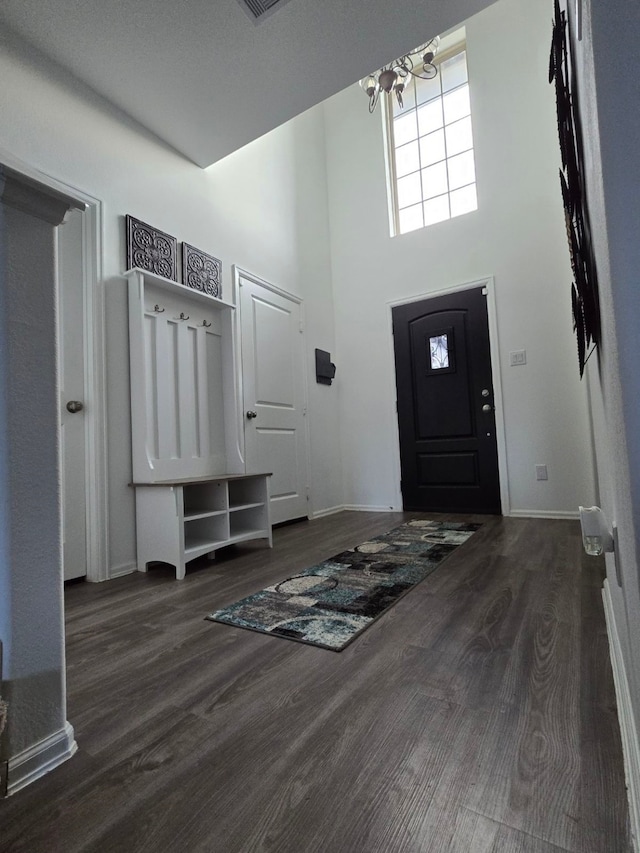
<box><xmin>0</xmin><ymin>512</ymin><xmax>631</xmax><ymax>852</ymax></box>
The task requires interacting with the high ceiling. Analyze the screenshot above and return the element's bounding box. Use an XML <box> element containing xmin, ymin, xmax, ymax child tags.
<box><xmin>0</xmin><ymin>0</ymin><xmax>495</xmax><ymax>167</ymax></box>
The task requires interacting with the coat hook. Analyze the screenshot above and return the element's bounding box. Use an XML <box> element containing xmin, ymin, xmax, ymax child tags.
<box><xmin>153</xmin><ymin>304</ymin><xmax>165</xmax><ymax>313</ymax></box>
<box><xmin>174</xmin><ymin>312</ymin><xmax>190</xmax><ymax>321</ymax></box>
<box><xmin>201</xmin><ymin>320</ymin><xmax>211</xmax><ymax>328</ymax></box>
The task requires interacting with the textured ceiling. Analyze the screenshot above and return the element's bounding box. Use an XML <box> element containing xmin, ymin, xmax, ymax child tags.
<box><xmin>0</xmin><ymin>0</ymin><xmax>496</xmax><ymax>167</ymax></box>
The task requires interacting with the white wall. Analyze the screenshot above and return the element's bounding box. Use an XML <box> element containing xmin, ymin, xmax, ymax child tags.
<box><xmin>0</xmin><ymin>27</ymin><xmax>342</xmax><ymax>576</ymax></box>
<box><xmin>323</xmin><ymin>0</ymin><xmax>596</xmax><ymax>516</ymax></box>
<box><xmin>212</xmin><ymin>115</ymin><xmax>342</xmax><ymax>518</ymax></box>
<box><xmin>573</xmin><ymin>0</ymin><xmax>640</xmax><ymax>755</ymax></box>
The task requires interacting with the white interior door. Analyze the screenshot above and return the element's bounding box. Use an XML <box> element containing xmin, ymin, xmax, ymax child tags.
<box><xmin>238</xmin><ymin>272</ymin><xmax>308</xmax><ymax>524</ymax></box>
<box><xmin>58</xmin><ymin>209</ymin><xmax>87</xmax><ymax>581</ymax></box>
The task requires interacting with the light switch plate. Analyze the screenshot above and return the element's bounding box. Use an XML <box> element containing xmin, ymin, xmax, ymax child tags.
<box><xmin>535</xmin><ymin>464</ymin><xmax>548</xmax><ymax>481</ymax></box>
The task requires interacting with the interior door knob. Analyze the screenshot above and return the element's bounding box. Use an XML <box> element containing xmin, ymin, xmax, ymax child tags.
<box><xmin>482</xmin><ymin>404</ymin><xmax>493</xmax><ymax>413</ymax></box>
<box><xmin>246</xmin><ymin>410</ymin><xmax>257</xmax><ymax>419</ymax></box>
<box><xmin>66</xmin><ymin>401</ymin><xmax>84</xmax><ymax>414</ymax></box>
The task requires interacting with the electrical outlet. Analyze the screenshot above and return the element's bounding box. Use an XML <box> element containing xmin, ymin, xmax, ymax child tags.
<box><xmin>510</xmin><ymin>350</ymin><xmax>527</xmax><ymax>366</ymax></box>
<box><xmin>535</xmin><ymin>464</ymin><xmax>548</xmax><ymax>481</ymax></box>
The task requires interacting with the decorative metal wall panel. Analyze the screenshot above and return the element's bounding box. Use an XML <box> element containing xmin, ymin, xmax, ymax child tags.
<box><xmin>549</xmin><ymin>0</ymin><xmax>600</xmax><ymax>377</ymax></box>
<box><xmin>182</xmin><ymin>242</ymin><xmax>222</xmax><ymax>298</ymax></box>
<box><xmin>126</xmin><ymin>215</ymin><xmax>178</xmax><ymax>281</ymax></box>
<box><xmin>237</xmin><ymin>0</ymin><xmax>292</xmax><ymax>21</ymax></box>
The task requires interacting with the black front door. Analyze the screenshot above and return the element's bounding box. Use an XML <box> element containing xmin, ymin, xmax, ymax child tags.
<box><xmin>392</xmin><ymin>287</ymin><xmax>501</xmax><ymax>513</ymax></box>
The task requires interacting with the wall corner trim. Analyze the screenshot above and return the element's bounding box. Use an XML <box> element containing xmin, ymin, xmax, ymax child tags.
<box><xmin>508</xmin><ymin>509</ymin><xmax>580</xmax><ymax>520</ymax></box>
<box><xmin>342</xmin><ymin>504</ymin><xmax>401</xmax><ymax>513</ymax></box>
<box><xmin>310</xmin><ymin>505</ymin><xmax>346</xmax><ymax>520</ymax></box>
<box><xmin>603</xmin><ymin>578</ymin><xmax>640</xmax><ymax>853</ymax></box>
<box><xmin>7</xmin><ymin>722</ymin><xmax>77</xmax><ymax>796</ymax></box>
<box><xmin>108</xmin><ymin>562</ymin><xmax>137</xmax><ymax>580</ymax></box>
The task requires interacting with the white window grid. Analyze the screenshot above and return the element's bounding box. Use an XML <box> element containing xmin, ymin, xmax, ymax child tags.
<box><xmin>385</xmin><ymin>47</ymin><xmax>478</xmax><ymax>235</ymax></box>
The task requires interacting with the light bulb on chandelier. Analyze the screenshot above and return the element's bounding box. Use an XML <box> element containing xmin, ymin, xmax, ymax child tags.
<box><xmin>359</xmin><ymin>36</ymin><xmax>441</xmax><ymax>113</ymax></box>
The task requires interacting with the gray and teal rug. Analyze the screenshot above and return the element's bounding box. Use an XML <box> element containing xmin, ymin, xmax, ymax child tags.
<box><xmin>206</xmin><ymin>519</ymin><xmax>481</xmax><ymax>651</ymax></box>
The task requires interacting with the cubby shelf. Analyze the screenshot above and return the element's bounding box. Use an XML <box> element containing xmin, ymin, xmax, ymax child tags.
<box><xmin>184</xmin><ymin>537</ymin><xmax>228</xmax><ymax>558</ymax></box>
<box><xmin>227</xmin><ymin>529</ymin><xmax>269</xmax><ymax>546</ymax></box>
<box><xmin>184</xmin><ymin>509</ymin><xmax>227</xmax><ymax>522</ymax></box>
<box><xmin>133</xmin><ymin>473</ymin><xmax>272</xmax><ymax>580</ymax></box>
<box><xmin>229</xmin><ymin>501</ymin><xmax>264</xmax><ymax>512</ymax></box>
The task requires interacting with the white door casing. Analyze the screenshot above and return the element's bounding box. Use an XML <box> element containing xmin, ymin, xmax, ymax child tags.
<box><xmin>49</xmin><ymin>174</ymin><xmax>108</xmax><ymax>582</ymax></box>
<box><xmin>235</xmin><ymin>268</ymin><xmax>309</xmax><ymax>525</ymax></box>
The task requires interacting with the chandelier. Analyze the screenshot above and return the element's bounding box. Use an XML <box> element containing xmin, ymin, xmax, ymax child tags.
<box><xmin>359</xmin><ymin>37</ymin><xmax>441</xmax><ymax>113</ymax></box>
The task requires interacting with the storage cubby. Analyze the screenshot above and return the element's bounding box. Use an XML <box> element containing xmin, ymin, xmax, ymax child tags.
<box><xmin>133</xmin><ymin>473</ymin><xmax>272</xmax><ymax>579</ymax></box>
<box><xmin>184</xmin><ymin>515</ymin><xmax>230</xmax><ymax>556</ymax></box>
<box><xmin>228</xmin><ymin>477</ymin><xmax>267</xmax><ymax>509</ymax></box>
<box><xmin>184</xmin><ymin>480</ymin><xmax>228</xmax><ymax>518</ymax></box>
<box><xmin>229</xmin><ymin>505</ymin><xmax>269</xmax><ymax>543</ymax></box>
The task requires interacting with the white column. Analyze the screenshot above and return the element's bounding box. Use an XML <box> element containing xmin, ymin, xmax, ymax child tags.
<box><xmin>0</xmin><ymin>165</ymin><xmax>83</xmax><ymax>795</ymax></box>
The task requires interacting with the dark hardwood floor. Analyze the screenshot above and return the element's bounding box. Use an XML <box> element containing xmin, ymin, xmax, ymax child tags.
<box><xmin>0</xmin><ymin>512</ymin><xmax>631</xmax><ymax>852</ymax></box>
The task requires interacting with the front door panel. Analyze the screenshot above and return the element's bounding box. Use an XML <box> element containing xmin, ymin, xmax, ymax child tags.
<box><xmin>393</xmin><ymin>288</ymin><xmax>501</xmax><ymax>513</ymax></box>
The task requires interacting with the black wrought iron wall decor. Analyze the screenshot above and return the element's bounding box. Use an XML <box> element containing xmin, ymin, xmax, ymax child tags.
<box><xmin>549</xmin><ymin>0</ymin><xmax>600</xmax><ymax>377</ymax></box>
<box><xmin>126</xmin><ymin>215</ymin><xmax>178</xmax><ymax>282</ymax></box>
<box><xmin>182</xmin><ymin>243</ymin><xmax>222</xmax><ymax>298</ymax></box>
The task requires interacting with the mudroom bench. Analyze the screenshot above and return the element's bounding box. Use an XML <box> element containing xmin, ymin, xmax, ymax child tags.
<box><xmin>132</xmin><ymin>472</ymin><xmax>272</xmax><ymax>580</ymax></box>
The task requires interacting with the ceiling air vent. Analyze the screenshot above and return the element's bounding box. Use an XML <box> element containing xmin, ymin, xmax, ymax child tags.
<box><xmin>237</xmin><ymin>0</ymin><xmax>294</xmax><ymax>23</ymax></box>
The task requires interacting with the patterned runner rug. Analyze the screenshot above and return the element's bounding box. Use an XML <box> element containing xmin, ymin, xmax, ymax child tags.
<box><xmin>206</xmin><ymin>519</ymin><xmax>481</xmax><ymax>651</ymax></box>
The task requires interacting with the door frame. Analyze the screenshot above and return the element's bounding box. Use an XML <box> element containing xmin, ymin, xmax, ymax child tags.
<box><xmin>65</xmin><ymin>192</ymin><xmax>109</xmax><ymax>581</ymax></box>
<box><xmin>232</xmin><ymin>265</ymin><xmax>311</xmax><ymax>512</ymax></box>
<box><xmin>0</xmin><ymin>146</ymin><xmax>109</xmax><ymax>582</ymax></box>
<box><xmin>386</xmin><ymin>276</ymin><xmax>511</xmax><ymax>516</ymax></box>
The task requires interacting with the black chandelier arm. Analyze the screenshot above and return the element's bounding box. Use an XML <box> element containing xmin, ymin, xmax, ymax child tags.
<box><xmin>394</xmin><ymin>50</ymin><xmax>438</xmax><ymax>81</ymax></box>
<box><xmin>411</xmin><ymin>63</ymin><xmax>438</xmax><ymax>80</ymax></box>
<box><xmin>397</xmin><ymin>54</ymin><xmax>416</xmax><ymax>74</ymax></box>
<box><xmin>362</xmin><ymin>35</ymin><xmax>440</xmax><ymax>112</ymax></box>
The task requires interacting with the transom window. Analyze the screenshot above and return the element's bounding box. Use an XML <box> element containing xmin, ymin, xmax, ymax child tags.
<box><xmin>386</xmin><ymin>45</ymin><xmax>478</xmax><ymax>235</ymax></box>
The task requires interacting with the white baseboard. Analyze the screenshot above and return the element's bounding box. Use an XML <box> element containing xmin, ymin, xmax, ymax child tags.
<box><xmin>508</xmin><ymin>509</ymin><xmax>580</xmax><ymax>520</ymax></box>
<box><xmin>603</xmin><ymin>579</ymin><xmax>640</xmax><ymax>852</ymax></box>
<box><xmin>108</xmin><ymin>562</ymin><xmax>137</xmax><ymax>579</ymax></box>
<box><xmin>7</xmin><ymin>721</ymin><xmax>77</xmax><ymax>796</ymax></box>
<box><xmin>312</xmin><ymin>507</ymin><xmax>579</xmax><ymax>520</ymax></box>
<box><xmin>310</xmin><ymin>505</ymin><xmax>345</xmax><ymax>520</ymax></box>
<box><xmin>343</xmin><ymin>504</ymin><xmax>401</xmax><ymax>513</ymax></box>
